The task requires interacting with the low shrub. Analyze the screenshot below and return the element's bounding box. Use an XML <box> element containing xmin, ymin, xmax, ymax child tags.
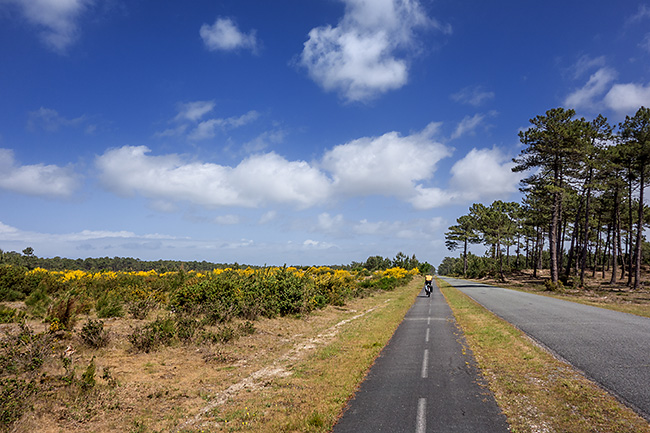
<box><xmin>79</xmin><ymin>319</ymin><xmax>110</xmax><ymax>348</ymax></box>
<box><xmin>128</xmin><ymin>316</ymin><xmax>175</xmax><ymax>353</ymax></box>
<box><xmin>48</xmin><ymin>295</ymin><xmax>81</xmax><ymax>331</ymax></box>
<box><xmin>0</xmin><ymin>265</ymin><xmax>27</xmax><ymax>301</ymax></box>
<box><xmin>0</xmin><ymin>305</ymin><xmax>25</xmax><ymax>324</ymax></box>
<box><xmin>544</xmin><ymin>279</ymin><xmax>565</xmax><ymax>292</ymax></box>
<box><xmin>80</xmin><ymin>357</ymin><xmax>96</xmax><ymax>390</ymax></box>
<box><xmin>175</xmin><ymin>315</ymin><xmax>201</xmax><ymax>344</ymax></box>
<box><xmin>0</xmin><ymin>378</ymin><xmax>36</xmax><ymax>428</ymax></box>
<box><xmin>96</xmin><ymin>290</ymin><xmax>124</xmax><ymax>318</ymax></box>
<box><xmin>24</xmin><ymin>287</ymin><xmax>51</xmax><ymax>318</ymax></box>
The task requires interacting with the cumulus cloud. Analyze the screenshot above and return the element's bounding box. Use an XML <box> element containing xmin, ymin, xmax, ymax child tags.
<box><xmin>2</xmin><ymin>0</ymin><xmax>92</xmax><ymax>53</ymax></box>
<box><xmin>448</xmin><ymin>147</ymin><xmax>523</xmax><ymax>199</ymax></box>
<box><xmin>300</xmin><ymin>0</ymin><xmax>449</xmax><ymax>102</ymax></box>
<box><xmin>97</xmin><ymin>123</ymin><xmax>521</xmax><ymax>212</ymax></box>
<box><xmin>563</xmin><ymin>59</ymin><xmax>650</xmax><ymax>115</ymax></box>
<box><xmin>0</xmin><ymin>148</ymin><xmax>79</xmax><ymax>198</ymax></box>
<box><xmin>604</xmin><ymin>83</ymin><xmax>650</xmax><ymax>114</ymax></box>
<box><xmin>410</xmin><ymin>146</ymin><xmax>523</xmax><ymax>209</ymax></box>
<box><xmin>564</xmin><ymin>67</ymin><xmax>617</xmax><ymax>110</ymax></box>
<box><xmin>200</xmin><ymin>17</ymin><xmax>258</xmax><ymax>52</ymax></box>
<box><xmin>321</xmin><ymin>122</ymin><xmax>450</xmax><ymax>197</ymax></box>
<box><xmin>96</xmin><ymin>146</ymin><xmax>331</xmax><ymax>209</ymax></box>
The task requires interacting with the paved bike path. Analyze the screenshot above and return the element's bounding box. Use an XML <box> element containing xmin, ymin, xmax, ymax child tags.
<box><xmin>332</xmin><ymin>280</ymin><xmax>509</xmax><ymax>433</ymax></box>
<box><xmin>440</xmin><ymin>276</ymin><xmax>650</xmax><ymax>421</ymax></box>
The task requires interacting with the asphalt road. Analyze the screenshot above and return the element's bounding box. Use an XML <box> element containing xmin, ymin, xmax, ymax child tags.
<box><xmin>332</xmin><ymin>280</ymin><xmax>509</xmax><ymax>433</ymax></box>
<box><xmin>439</xmin><ymin>276</ymin><xmax>650</xmax><ymax>421</ymax></box>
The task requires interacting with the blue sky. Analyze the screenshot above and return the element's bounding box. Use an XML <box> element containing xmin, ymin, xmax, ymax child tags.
<box><xmin>1</xmin><ymin>0</ymin><xmax>649</xmax><ymax>268</ymax></box>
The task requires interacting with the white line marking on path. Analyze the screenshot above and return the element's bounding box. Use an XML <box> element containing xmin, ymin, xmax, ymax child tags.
<box><xmin>421</xmin><ymin>349</ymin><xmax>429</xmax><ymax>378</ymax></box>
<box><xmin>416</xmin><ymin>398</ymin><xmax>427</xmax><ymax>433</ymax></box>
<box><xmin>425</xmin><ymin>328</ymin><xmax>430</xmax><ymax>343</ymax></box>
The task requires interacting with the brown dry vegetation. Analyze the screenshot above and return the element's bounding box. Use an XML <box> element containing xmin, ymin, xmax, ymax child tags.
<box><xmin>1</xmin><ymin>280</ymin><xmax>420</xmax><ymax>433</ymax></box>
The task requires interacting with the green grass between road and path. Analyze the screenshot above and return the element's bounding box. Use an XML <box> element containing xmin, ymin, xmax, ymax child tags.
<box><xmin>438</xmin><ymin>277</ymin><xmax>650</xmax><ymax>433</ymax></box>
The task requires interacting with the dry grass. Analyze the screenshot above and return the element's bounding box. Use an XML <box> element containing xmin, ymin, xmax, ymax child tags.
<box><xmin>3</xmin><ymin>279</ymin><xmax>420</xmax><ymax>433</ymax></box>
<box><xmin>438</xmin><ymin>277</ymin><xmax>650</xmax><ymax>433</ymax></box>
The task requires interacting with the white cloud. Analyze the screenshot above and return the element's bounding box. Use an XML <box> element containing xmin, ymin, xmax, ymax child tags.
<box><xmin>564</xmin><ymin>67</ymin><xmax>617</xmax><ymax>110</ymax></box>
<box><xmin>450</xmin><ymin>86</ymin><xmax>494</xmax><ymax>107</ymax></box>
<box><xmin>98</xmin><ymin>123</ymin><xmax>524</xmax><ymax>213</ymax></box>
<box><xmin>200</xmin><ymin>17</ymin><xmax>258</xmax><ymax>52</ymax></box>
<box><xmin>449</xmin><ymin>147</ymin><xmax>523</xmax><ymax>200</ymax></box>
<box><xmin>317</xmin><ymin>213</ymin><xmax>344</xmax><ymax>232</ymax></box>
<box><xmin>174</xmin><ymin>100</ymin><xmax>215</xmax><ymax>122</ymax></box>
<box><xmin>410</xmin><ymin>146</ymin><xmax>523</xmax><ymax>209</ymax></box>
<box><xmin>604</xmin><ymin>83</ymin><xmax>650</xmax><ymax>114</ymax></box>
<box><xmin>451</xmin><ymin>113</ymin><xmax>486</xmax><ymax>139</ymax></box>
<box><xmin>300</xmin><ymin>0</ymin><xmax>447</xmax><ymax>102</ymax></box>
<box><xmin>563</xmin><ymin>61</ymin><xmax>650</xmax><ymax>116</ymax></box>
<box><xmin>0</xmin><ymin>148</ymin><xmax>79</xmax><ymax>198</ymax></box>
<box><xmin>409</xmin><ymin>186</ymin><xmax>457</xmax><ymax>209</ymax></box>
<box><xmin>3</xmin><ymin>0</ymin><xmax>92</xmax><ymax>53</ymax></box>
<box><xmin>158</xmin><ymin>102</ymin><xmax>259</xmax><ymax>141</ymax></box>
<box><xmin>321</xmin><ymin>122</ymin><xmax>449</xmax><ymax>197</ymax></box>
<box><xmin>188</xmin><ymin>110</ymin><xmax>260</xmax><ymax>140</ymax></box>
<box><xmin>96</xmin><ymin>146</ymin><xmax>331</xmax><ymax>209</ymax></box>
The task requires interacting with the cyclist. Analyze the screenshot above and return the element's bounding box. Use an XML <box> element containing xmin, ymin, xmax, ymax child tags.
<box><xmin>424</xmin><ymin>274</ymin><xmax>433</xmax><ymax>297</ymax></box>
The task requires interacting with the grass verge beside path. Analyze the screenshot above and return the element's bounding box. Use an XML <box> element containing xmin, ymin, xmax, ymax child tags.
<box><xmin>178</xmin><ymin>279</ymin><xmax>421</xmax><ymax>433</ymax></box>
<box><xmin>438</xmin><ymin>277</ymin><xmax>650</xmax><ymax>433</ymax></box>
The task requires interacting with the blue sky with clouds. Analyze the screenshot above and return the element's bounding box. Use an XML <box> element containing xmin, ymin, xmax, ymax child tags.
<box><xmin>1</xmin><ymin>0</ymin><xmax>649</xmax><ymax>268</ymax></box>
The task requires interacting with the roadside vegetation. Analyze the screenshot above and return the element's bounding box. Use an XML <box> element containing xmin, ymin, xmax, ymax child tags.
<box><xmin>438</xmin><ymin>278</ymin><xmax>650</xmax><ymax>433</ymax></box>
<box><xmin>0</xmin><ymin>259</ymin><xmax>420</xmax><ymax>432</ymax></box>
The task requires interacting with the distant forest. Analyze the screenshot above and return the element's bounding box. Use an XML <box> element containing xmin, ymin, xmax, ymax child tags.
<box><xmin>0</xmin><ymin>248</ymin><xmax>433</xmax><ymax>274</ymax></box>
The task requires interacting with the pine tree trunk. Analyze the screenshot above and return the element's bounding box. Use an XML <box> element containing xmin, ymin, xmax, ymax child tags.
<box><xmin>634</xmin><ymin>167</ymin><xmax>645</xmax><ymax>290</ymax></box>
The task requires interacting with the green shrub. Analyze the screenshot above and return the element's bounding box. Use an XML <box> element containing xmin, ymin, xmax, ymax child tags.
<box><xmin>0</xmin><ymin>324</ymin><xmax>53</xmax><ymax>376</ymax></box>
<box><xmin>0</xmin><ymin>378</ymin><xmax>36</xmax><ymax>428</ymax></box>
<box><xmin>80</xmin><ymin>357</ymin><xmax>96</xmax><ymax>390</ymax></box>
<box><xmin>0</xmin><ymin>265</ymin><xmax>27</xmax><ymax>301</ymax></box>
<box><xmin>128</xmin><ymin>316</ymin><xmax>175</xmax><ymax>353</ymax></box>
<box><xmin>175</xmin><ymin>315</ymin><xmax>202</xmax><ymax>344</ymax></box>
<box><xmin>204</xmin><ymin>325</ymin><xmax>236</xmax><ymax>344</ymax></box>
<box><xmin>79</xmin><ymin>319</ymin><xmax>110</xmax><ymax>348</ymax></box>
<box><xmin>96</xmin><ymin>290</ymin><xmax>124</xmax><ymax>318</ymax></box>
<box><xmin>127</xmin><ymin>298</ymin><xmax>157</xmax><ymax>320</ymax></box>
<box><xmin>0</xmin><ymin>305</ymin><xmax>25</xmax><ymax>323</ymax></box>
<box><xmin>544</xmin><ymin>279</ymin><xmax>565</xmax><ymax>292</ymax></box>
<box><xmin>24</xmin><ymin>287</ymin><xmax>51</xmax><ymax>318</ymax></box>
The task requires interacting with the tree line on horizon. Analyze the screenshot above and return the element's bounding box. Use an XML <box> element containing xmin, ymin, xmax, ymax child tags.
<box><xmin>0</xmin><ymin>247</ymin><xmax>433</xmax><ymax>275</ymax></box>
<box><xmin>441</xmin><ymin>106</ymin><xmax>650</xmax><ymax>289</ymax></box>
